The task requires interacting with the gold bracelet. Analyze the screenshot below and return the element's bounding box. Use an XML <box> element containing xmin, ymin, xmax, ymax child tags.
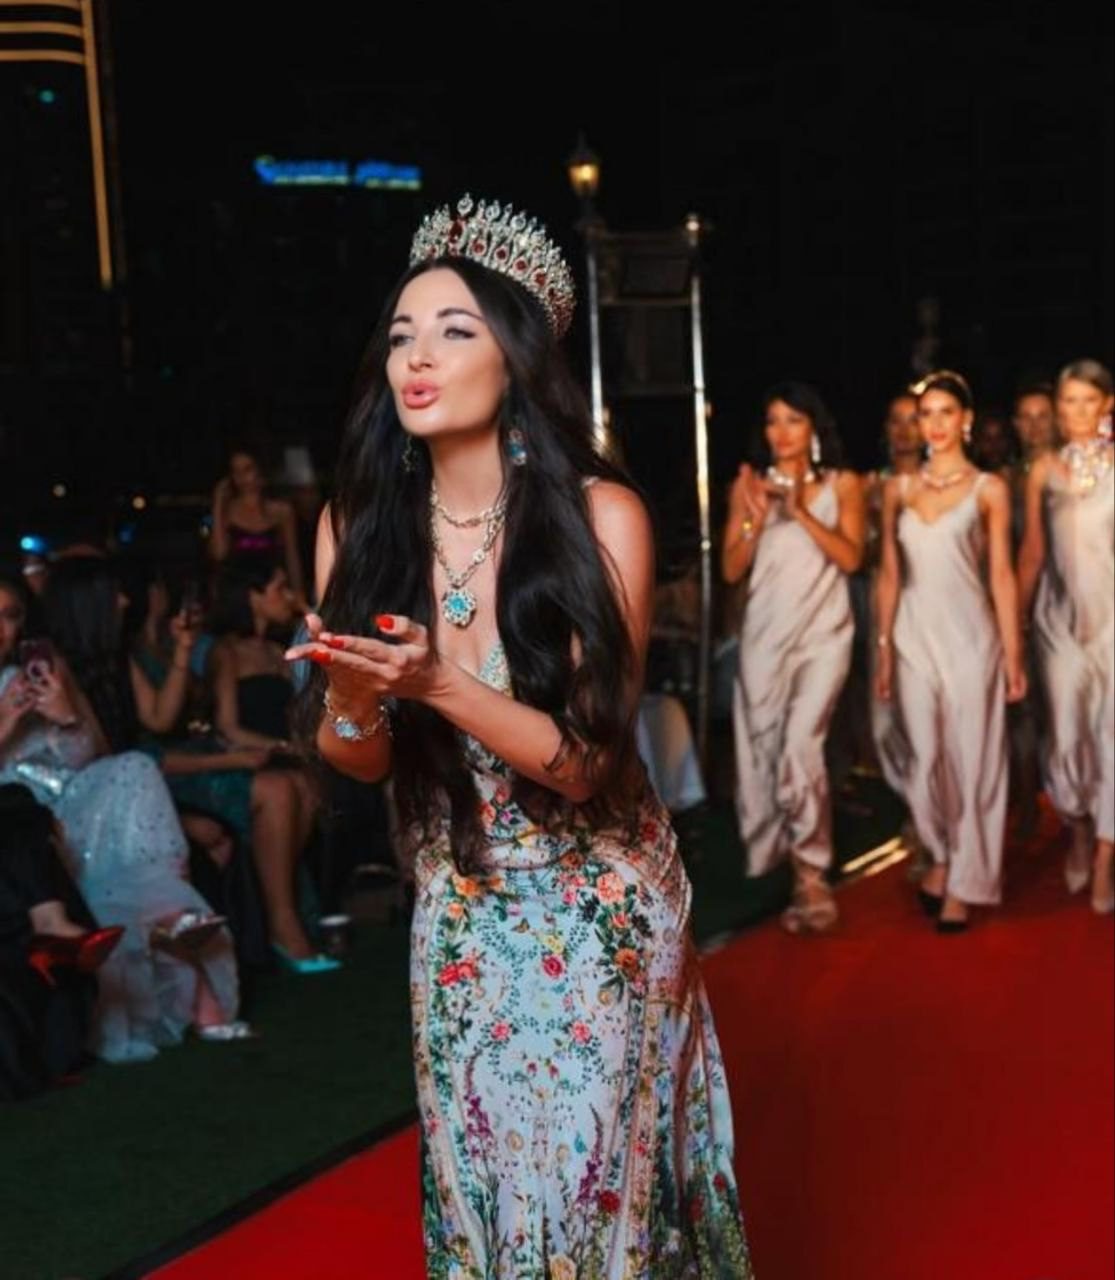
<box><xmin>740</xmin><ymin>516</ymin><xmax>756</xmax><ymax>542</ymax></box>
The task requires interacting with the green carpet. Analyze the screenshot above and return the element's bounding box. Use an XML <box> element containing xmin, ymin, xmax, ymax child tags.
<box><xmin>1</xmin><ymin>778</ymin><xmax>902</xmax><ymax>1280</ymax></box>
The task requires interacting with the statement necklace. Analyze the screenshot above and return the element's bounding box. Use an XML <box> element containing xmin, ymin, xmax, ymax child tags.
<box><xmin>1060</xmin><ymin>437</ymin><xmax>1112</xmax><ymax>495</ymax></box>
<box><xmin>429</xmin><ymin>489</ymin><xmax>507</xmax><ymax>628</ymax></box>
<box><xmin>430</xmin><ymin>482</ymin><xmax>505</xmax><ymax>529</ymax></box>
<box><xmin>766</xmin><ymin>466</ymin><xmax>816</xmax><ymax>489</ymax></box>
<box><xmin>919</xmin><ymin>463</ymin><xmax>973</xmax><ymax>491</ymax></box>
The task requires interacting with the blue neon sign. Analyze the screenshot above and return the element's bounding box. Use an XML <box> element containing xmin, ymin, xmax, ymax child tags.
<box><xmin>254</xmin><ymin>156</ymin><xmax>422</xmax><ymax>190</ymax></box>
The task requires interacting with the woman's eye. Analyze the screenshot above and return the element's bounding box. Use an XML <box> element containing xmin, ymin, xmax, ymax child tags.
<box><xmin>445</xmin><ymin>326</ymin><xmax>474</xmax><ymax>340</ymax></box>
<box><xmin>389</xmin><ymin>333</ymin><xmax>411</xmax><ymax>348</ymax></box>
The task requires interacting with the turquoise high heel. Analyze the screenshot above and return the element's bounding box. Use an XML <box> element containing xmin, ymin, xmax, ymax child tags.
<box><xmin>271</xmin><ymin>942</ymin><xmax>342</xmax><ymax>975</ymax></box>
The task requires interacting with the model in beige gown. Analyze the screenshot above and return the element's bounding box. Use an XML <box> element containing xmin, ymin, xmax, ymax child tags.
<box><xmin>732</xmin><ymin>480</ymin><xmax>852</xmax><ymax>876</ymax></box>
<box><xmin>876</xmin><ymin>371</ymin><xmax>1025</xmax><ymax>932</ymax></box>
<box><xmin>1018</xmin><ymin>358</ymin><xmax>1115</xmax><ymax>914</ymax></box>
<box><xmin>1034</xmin><ymin>463</ymin><xmax>1114</xmax><ymax>830</ymax></box>
<box><xmin>881</xmin><ymin>473</ymin><xmax>1008</xmax><ymax>902</ymax></box>
<box><xmin>723</xmin><ymin>384</ymin><xmax>865</xmax><ymax>934</ymax></box>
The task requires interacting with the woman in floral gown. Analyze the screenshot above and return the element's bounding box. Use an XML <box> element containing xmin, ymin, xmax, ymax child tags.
<box><xmin>289</xmin><ymin>197</ymin><xmax>752</xmax><ymax>1277</ymax></box>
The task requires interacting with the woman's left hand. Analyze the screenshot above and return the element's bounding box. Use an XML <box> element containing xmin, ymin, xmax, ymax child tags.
<box><xmin>1005</xmin><ymin>658</ymin><xmax>1028</xmax><ymax>704</ymax></box>
<box><xmin>29</xmin><ymin>666</ymin><xmax>79</xmax><ymax>726</ymax></box>
<box><xmin>285</xmin><ymin>614</ymin><xmax>445</xmax><ymax>705</ymax></box>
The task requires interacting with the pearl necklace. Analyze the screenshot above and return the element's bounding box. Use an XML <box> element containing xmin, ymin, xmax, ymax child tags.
<box><xmin>1060</xmin><ymin>437</ymin><xmax>1113</xmax><ymax>495</ymax></box>
<box><xmin>766</xmin><ymin>466</ymin><xmax>816</xmax><ymax>489</ymax></box>
<box><xmin>919</xmin><ymin>463</ymin><xmax>974</xmax><ymax>491</ymax></box>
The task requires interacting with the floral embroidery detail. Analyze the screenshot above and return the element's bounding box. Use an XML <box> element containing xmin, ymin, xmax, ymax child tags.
<box><xmin>410</xmin><ymin>641</ymin><xmax>752</xmax><ymax>1277</ymax></box>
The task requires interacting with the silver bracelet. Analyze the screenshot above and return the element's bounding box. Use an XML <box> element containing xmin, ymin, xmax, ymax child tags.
<box><xmin>323</xmin><ymin>689</ymin><xmax>391</xmax><ymax>742</ymax></box>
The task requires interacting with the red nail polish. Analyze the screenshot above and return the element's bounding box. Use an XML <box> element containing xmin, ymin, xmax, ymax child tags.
<box><xmin>309</xmin><ymin>650</ymin><xmax>332</xmax><ymax>666</ymax></box>
<box><xmin>325</xmin><ymin>636</ymin><xmax>346</xmax><ymax>650</ymax></box>
<box><xmin>376</xmin><ymin>614</ymin><xmax>395</xmax><ymax>632</ymax></box>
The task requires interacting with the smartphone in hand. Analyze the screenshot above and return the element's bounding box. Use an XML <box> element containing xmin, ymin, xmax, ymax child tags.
<box><xmin>18</xmin><ymin>638</ymin><xmax>56</xmax><ymax>683</ymax></box>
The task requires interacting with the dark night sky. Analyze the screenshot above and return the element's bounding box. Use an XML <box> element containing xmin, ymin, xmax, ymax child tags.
<box><xmin>4</xmin><ymin>0</ymin><xmax>1112</xmax><ymax>547</ymax></box>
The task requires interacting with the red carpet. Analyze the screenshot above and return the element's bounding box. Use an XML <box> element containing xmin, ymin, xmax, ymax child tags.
<box><xmin>153</xmin><ymin>815</ymin><xmax>1114</xmax><ymax>1280</ymax></box>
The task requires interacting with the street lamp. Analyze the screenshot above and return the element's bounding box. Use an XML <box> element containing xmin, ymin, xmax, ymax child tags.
<box><xmin>566</xmin><ymin>134</ymin><xmax>606</xmax><ymax>447</ymax></box>
<box><xmin>567</xmin><ymin>134</ymin><xmax>601</xmax><ymax>205</ymax></box>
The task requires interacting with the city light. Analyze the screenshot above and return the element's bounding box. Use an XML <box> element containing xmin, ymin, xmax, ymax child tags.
<box><xmin>253</xmin><ymin>155</ymin><xmax>422</xmax><ymax>190</ymax></box>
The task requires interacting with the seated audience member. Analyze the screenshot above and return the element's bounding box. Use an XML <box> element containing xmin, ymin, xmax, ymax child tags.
<box><xmin>208</xmin><ymin>556</ymin><xmax>333</xmax><ymax>972</ymax></box>
<box><xmin>0</xmin><ymin>564</ymin><xmax>251</xmax><ymax>1062</ymax></box>
<box><xmin>0</xmin><ymin>784</ymin><xmax>116</xmax><ymax>1097</ymax></box>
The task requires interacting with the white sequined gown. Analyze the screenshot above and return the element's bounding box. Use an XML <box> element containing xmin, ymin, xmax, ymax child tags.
<box><xmin>0</xmin><ymin>666</ymin><xmax>239</xmax><ymax>1062</ymax></box>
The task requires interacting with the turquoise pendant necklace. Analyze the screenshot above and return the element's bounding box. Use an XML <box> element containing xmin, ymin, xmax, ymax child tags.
<box><xmin>429</xmin><ymin>486</ymin><xmax>507</xmax><ymax>628</ymax></box>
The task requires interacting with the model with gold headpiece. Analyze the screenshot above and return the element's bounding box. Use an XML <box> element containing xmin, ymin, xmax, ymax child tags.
<box><xmin>287</xmin><ymin>196</ymin><xmax>752</xmax><ymax>1276</ymax></box>
<box><xmin>875</xmin><ymin>370</ymin><xmax>1027</xmax><ymax>932</ymax></box>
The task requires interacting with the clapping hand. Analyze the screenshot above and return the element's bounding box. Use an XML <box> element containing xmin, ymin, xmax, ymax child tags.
<box><xmin>729</xmin><ymin>464</ymin><xmax>769</xmax><ymax>531</ymax></box>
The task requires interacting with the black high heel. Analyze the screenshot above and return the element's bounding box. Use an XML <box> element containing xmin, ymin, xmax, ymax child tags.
<box><xmin>916</xmin><ymin>889</ymin><xmax>944</xmax><ymax>918</ymax></box>
<box><xmin>936</xmin><ymin>916</ymin><xmax>969</xmax><ymax>935</ymax></box>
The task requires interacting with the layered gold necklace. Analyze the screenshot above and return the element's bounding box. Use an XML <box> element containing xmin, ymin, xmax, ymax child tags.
<box><xmin>428</xmin><ymin>484</ymin><xmax>507</xmax><ymax>628</ymax></box>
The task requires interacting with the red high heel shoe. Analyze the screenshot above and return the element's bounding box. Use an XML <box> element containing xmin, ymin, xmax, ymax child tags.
<box><xmin>27</xmin><ymin>926</ymin><xmax>126</xmax><ymax>986</ymax></box>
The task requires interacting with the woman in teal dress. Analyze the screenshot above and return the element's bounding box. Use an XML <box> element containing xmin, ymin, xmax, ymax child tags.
<box><xmin>288</xmin><ymin>197</ymin><xmax>752</xmax><ymax>1277</ymax></box>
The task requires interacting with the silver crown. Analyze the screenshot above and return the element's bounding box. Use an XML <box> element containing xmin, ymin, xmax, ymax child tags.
<box><xmin>409</xmin><ymin>195</ymin><xmax>575</xmax><ymax>338</ymax></box>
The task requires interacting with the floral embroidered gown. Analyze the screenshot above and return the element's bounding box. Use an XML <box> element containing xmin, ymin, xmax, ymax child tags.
<box><xmin>410</xmin><ymin>643</ymin><xmax>753</xmax><ymax>1279</ymax></box>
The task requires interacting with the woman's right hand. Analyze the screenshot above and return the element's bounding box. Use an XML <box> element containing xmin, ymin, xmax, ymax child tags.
<box><xmin>287</xmin><ymin>611</ymin><xmax>438</xmax><ymax>711</ymax></box>
<box><xmin>28</xmin><ymin>666</ymin><xmax>79</xmax><ymax>726</ymax></box>
<box><xmin>874</xmin><ymin>644</ymin><xmax>894</xmax><ymax>702</ymax></box>
<box><xmin>728</xmin><ymin>464</ymin><xmax>768</xmax><ymax>527</ymax></box>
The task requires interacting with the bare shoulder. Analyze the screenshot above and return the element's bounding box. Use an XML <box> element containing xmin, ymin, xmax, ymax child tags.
<box><xmin>315</xmin><ymin>502</ymin><xmax>337</xmax><ymax>543</ymax></box>
<box><xmin>880</xmin><ymin>473</ymin><xmax>904</xmax><ymax>505</ymax></box>
<box><xmin>585</xmin><ymin>480</ymin><xmax>652</xmax><ymax>542</ymax></box>
<box><xmin>979</xmin><ymin>470</ymin><xmax>1010</xmax><ymax>502</ymax></box>
<box><xmin>1028</xmin><ymin>451</ymin><xmax>1054</xmax><ymax>485</ymax></box>
<box><xmin>585</xmin><ymin>482</ymin><xmax>654</xmax><ymax>592</ymax></box>
<box><xmin>834</xmin><ymin>468</ymin><xmax>866</xmax><ymax>497</ymax></box>
<box><xmin>211</xmin><ymin>634</ymin><xmax>238</xmax><ymax>668</ymax></box>
<box><xmin>267</xmin><ymin>497</ymin><xmax>296</xmax><ymax>523</ymax></box>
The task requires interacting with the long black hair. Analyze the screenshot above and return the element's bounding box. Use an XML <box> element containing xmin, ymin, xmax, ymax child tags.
<box><xmin>40</xmin><ymin>556</ymin><xmax>137</xmax><ymax>753</ymax></box>
<box><xmin>211</xmin><ymin>553</ymin><xmax>282</xmax><ymax>639</ymax></box>
<box><xmin>314</xmin><ymin>255</ymin><xmax>644</xmax><ymax>872</ymax></box>
<box><xmin>749</xmin><ymin>380</ymin><xmax>845</xmax><ymax>470</ymax></box>
<box><xmin>0</xmin><ymin>570</ymin><xmax>33</xmax><ymax>666</ymax></box>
